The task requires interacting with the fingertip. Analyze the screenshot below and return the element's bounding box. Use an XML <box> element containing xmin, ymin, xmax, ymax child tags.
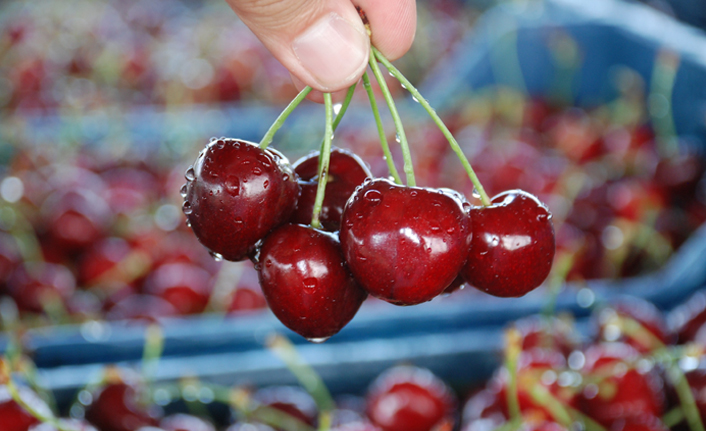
<box><xmin>356</xmin><ymin>0</ymin><xmax>417</xmax><ymax>61</ymax></box>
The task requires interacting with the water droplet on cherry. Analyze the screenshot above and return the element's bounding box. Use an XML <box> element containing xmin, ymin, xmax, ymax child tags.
<box><xmin>182</xmin><ymin>201</ymin><xmax>192</xmax><ymax>215</ymax></box>
<box><xmin>185</xmin><ymin>167</ymin><xmax>196</xmax><ymax>181</ymax></box>
<box><xmin>364</xmin><ymin>189</ymin><xmax>383</xmax><ymax>204</ymax></box>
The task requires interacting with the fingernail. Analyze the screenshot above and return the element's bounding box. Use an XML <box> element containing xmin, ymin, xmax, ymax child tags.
<box><xmin>292</xmin><ymin>12</ymin><xmax>369</xmax><ymax>90</ymax></box>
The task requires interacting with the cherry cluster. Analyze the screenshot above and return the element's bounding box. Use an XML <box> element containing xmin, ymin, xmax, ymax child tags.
<box><xmin>182</xmin><ymin>137</ymin><xmax>556</xmax><ymax>341</ymax></box>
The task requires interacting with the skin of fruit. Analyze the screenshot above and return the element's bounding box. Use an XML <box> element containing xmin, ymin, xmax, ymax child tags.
<box><xmin>461</xmin><ymin>190</ymin><xmax>555</xmax><ymax>298</ymax></box>
<box><xmin>84</xmin><ymin>382</ymin><xmax>160</xmax><ymax>431</ymax></box>
<box><xmin>366</xmin><ymin>365</ymin><xmax>456</xmax><ymax>431</ymax></box>
<box><xmin>258</xmin><ymin>223</ymin><xmax>367</xmax><ymax>340</ymax></box>
<box><xmin>252</xmin><ymin>386</ymin><xmax>319</xmax><ymax>429</ymax></box>
<box><xmin>6</xmin><ymin>262</ymin><xmax>76</xmax><ymax>313</ymax></box>
<box><xmin>0</xmin><ymin>385</ymin><xmax>47</xmax><ymax>431</ymax></box>
<box><xmin>183</xmin><ymin>138</ymin><xmax>300</xmax><ymax>262</ymax></box>
<box><xmin>339</xmin><ymin>178</ymin><xmax>471</xmax><ymax>306</ymax></box>
<box><xmin>290</xmin><ymin>147</ymin><xmax>372</xmax><ymax>232</ymax></box>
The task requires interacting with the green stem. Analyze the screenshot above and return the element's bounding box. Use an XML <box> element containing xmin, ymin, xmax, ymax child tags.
<box><xmin>368</xmin><ymin>52</ymin><xmax>415</xmax><ymax>187</ymax></box>
<box><xmin>266</xmin><ymin>334</ymin><xmax>336</xmax><ymax>428</ymax></box>
<box><xmin>141</xmin><ymin>324</ymin><xmax>164</xmax><ymax>388</ymax></box>
<box><xmin>372</xmin><ymin>47</ymin><xmax>491</xmax><ymax>205</ymax></box>
<box><xmin>504</xmin><ymin>329</ymin><xmax>522</xmax><ymax>423</ymax></box>
<box><xmin>332</xmin><ymin>83</ymin><xmax>357</xmax><ymax>131</ymax></box>
<box><xmin>664</xmin><ymin>407</ymin><xmax>686</xmax><ymax>428</ymax></box>
<box><xmin>259</xmin><ymin>86</ymin><xmax>313</xmax><ymax>149</ymax></box>
<box><xmin>664</xmin><ymin>356</ymin><xmax>705</xmax><ymax>431</ymax></box>
<box><xmin>649</xmin><ymin>50</ymin><xmax>680</xmax><ymax>158</ymax></box>
<box><xmin>362</xmin><ymin>71</ymin><xmax>402</xmax><ymax>184</ymax></box>
<box><xmin>311</xmin><ymin>93</ymin><xmax>334</xmax><ymax>230</ymax></box>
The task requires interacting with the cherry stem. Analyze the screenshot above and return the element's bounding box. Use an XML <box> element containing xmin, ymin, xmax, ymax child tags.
<box><xmin>653</xmin><ymin>347</ymin><xmax>706</xmax><ymax>431</ymax></box>
<box><xmin>332</xmin><ymin>82</ymin><xmax>357</xmax><ymax>131</ymax></box>
<box><xmin>259</xmin><ymin>86</ymin><xmax>313</xmax><ymax>149</ymax></box>
<box><xmin>504</xmin><ymin>328</ymin><xmax>522</xmax><ymax>425</ymax></box>
<box><xmin>140</xmin><ymin>324</ymin><xmax>164</xmax><ymax>394</ymax></box>
<box><xmin>368</xmin><ymin>51</ymin><xmax>416</xmax><ymax>187</ymax></box>
<box><xmin>266</xmin><ymin>334</ymin><xmax>335</xmax><ymax>431</ymax></box>
<box><xmin>0</xmin><ymin>359</ymin><xmax>77</xmax><ymax>431</ymax></box>
<box><xmin>372</xmin><ymin>47</ymin><xmax>492</xmax><ymax>206</ymax></box>
<box><xmin>311</xmin><ymin>93</ymin><xmax>335</xmax><ymax>230</ymax></box>
<box><xmin>362</xmin><ymin>71</ymin><xmax>403</xmax><ymax>185</ymax></box>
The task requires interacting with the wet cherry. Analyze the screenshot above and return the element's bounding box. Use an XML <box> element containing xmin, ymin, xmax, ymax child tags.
<box><xmin>290</xmin><ymin>148</ymin><xmax>372</xmax><ymax>231</ymax></box>
<box><xmin>340</xmin><ymin>178</ymin><xmax>471</xmax><ymax>306</ymax></box>
<box><xmin>258</xmin><ymin>223</ymin><xmax>367</xmax><ymax>341</ymax></box>
<box><xmin>461</xmin><ymin>190</ymin><xmax>555</xmax><ymax>298</ymax></box>
<box><xmin>182</xmin><ymin>138</ymin><xmax>299</xmax><ymax>262</ymax></box>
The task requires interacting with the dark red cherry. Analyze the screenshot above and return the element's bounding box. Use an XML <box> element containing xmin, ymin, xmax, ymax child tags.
<box><xmin>340</xmin><ymin>178</ymin><xmax>471</xmax><ymax>306</ymax></box>
<box><xmin>142</xmin><ymin>262</ymin><xmax>214</xmax><ymax>315</ymax></box>
<box><xmin>183</xmin><ymin>138</ymin><xmax>300</xmax><ymax>261</ymax></box>
<box><xmin>6</xmin><ymin>262</ymin><xmax>76</xmax><ymax>313</ymax></box>
<box><xmin>253</xmin><ymin>385</ymin><xmax>319</xmax><ymax>429</ymax></box>
<box><xmin>159</xmin><ymin>414</ymin><xmax>216</xmax><ymax>431</ymax></box>
<box><xmin>84</xmin><ymin>382</ymin><xmax>161</xmax><ymax>431</ymax></box>
<box><xmin>595</xmin><ymin>298</ymin><xmax>671</xmax><ymax>353</ymax></box>
<box><xmin>577</xmin><ymin>343</ymin><xmax>664</xmax><ymax>426</ymax></box>
<box><xmin>290</xmin><ymin>148</ymin><xmax>372</xmax><ymax>231</ymax></box>
<box><xmin>366</xmin><ymin>365</ymin><xmax>456</xmax><ymax>431</ymax></box>
<box><xmin>461</xmin><ymin>190</ymin><xmax>554</xmax><ymax>298</ymax></box>
<box><xmin>258</xmin><ymin>223</ymin><xmax>367</xmax><ymax>340</ymax></box>
<box><xmin>105</xmin><ymin>294</ymin><xmax>179</xmax><ymax>322</ymax></box>
<box><xmin>0</xmin><ymin>384</ymin><xmax>51</xmax><ymax>431</ymax></box>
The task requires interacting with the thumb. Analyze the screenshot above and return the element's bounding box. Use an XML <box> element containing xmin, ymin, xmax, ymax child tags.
<box><xmin>226</xmin><ymin>0</ymin><xmax>370</xmax><ymax>93</ymax></box>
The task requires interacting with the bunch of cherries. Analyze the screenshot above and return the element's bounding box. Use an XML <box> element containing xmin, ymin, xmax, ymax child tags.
<box><xmin>181</xmin><ymin>46</ymin><xmax>556</xmax><ymax>342</ymax></box>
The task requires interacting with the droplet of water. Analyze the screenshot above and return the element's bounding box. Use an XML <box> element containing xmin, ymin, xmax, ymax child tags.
<box><xmin>209</xmin><ymin>251</ymin><xmax>223</xmax><ymax>261</ymax></box>
<box><xmin>303</xmin><ymin>278</ymin><xmax>318</xmax><ymax>291</ymax></box>
<box><xmin>364</xmin><ymin>189</ymin><xmax>383</xmax><ymax>204</ymax></box>
<box><xmin>410</xmin><ymin>190</ymin><xmax>418</xmax><ymax>197</ymax></box>
<box><xmin>472</xmin><ymin>188</ymin><xmax>481</xmax><ymax>199</ymax></box>
<box><xmin>447</xmin><ymin>226</ymin><xmax>456</xmax><ymax>234</ymax></box>
<box><xmin>395</xmin><ymin>134</ymin><xmax>401</xmax><ymax>143</ymax></box>
<box><xmin>182</xmin><ymin>201</ymin><xmax>193</xmax><ymax>215</ymax></box>
<box><xmin>226</xmin><ymin>175</ymin><xmax>240</xmax><ymax>196</ymax></box>
<box><xmin>179</xmin><ymin>184</ymin><xmax>188</xmax><ymax>198</ymax></box>
<box><xmin>263</xmin><ymin>180</ymin><xmax>269</xmax><ymax>189</ymax></box>
<box><xmin>306</xmin><ymin>336</ymin><xmax>330</xmax><ymax>344</ymax></box>
<box><xmin>282</xmin><ymin>173</ymin><xmax>290</xmax><ymax>182</ymax></box>
<box><xmin>252</xmin><ymin>167</ymin><xmax>263</xmax><ymax>175</ymax></box>
<box><xmin>185</xmin><ymin>166</ymin><xmax>196</xmax><ymax>181</ymax></box>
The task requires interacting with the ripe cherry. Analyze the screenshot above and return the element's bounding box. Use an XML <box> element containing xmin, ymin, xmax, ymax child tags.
<box><xmin>0</xmin><ymin>384</ymin><xmax>51</xmax><ymax>431</ymax></box>
<box><xmin>6</xmin><ymin>262</ymin><xmax>76</xmax><ymax>313</ymax></box>
<box><xmin>576</xmin><ymin>342</ymin><xmax>664</xmax><ymax>426</ymax></box>
<box><xmin>290</xmin><ymin>148</ymin><xmax>372</xmax><ymax>231</ymax></box>
<box><xmin>84</xmin><ymin>382</ymin><xmax>161</xmax><ymax>431</ymax></box>
<box><xmin>340</xmin><ymin>179</ymin><xmax>471</xmax><ymax>306</ymax></box>
<box><xmin>595</xmin><ymin>298</ymin><xmax>671</xmax><ymax>353</ymax></box>
<box><xmin>252</xmin><ymin>385</ymin><xmax>319</xmax><ymax>429</ymax></box>
<box><xmin>182</xmin><ymin>138</ymin><xmax>299</xmax><ymax>261</ymax></box>
<box><xmin>366</xmin><ymin>365</ymin><xmax>456</xmax><ymax>431</ymax></box>
<box><xmin>461</xmin><ymin>190</ymin><xmax>554</xmax><ymax>298</ymax></box>
<box><xmin>258</xmin><ymin>223</ymin><xmax>367</xmax><ymax>340</ymax></box>
<box><xmin>142</xmin><ymin>262</ymin><xmax>214</xmax><ymax>315</ymax></box>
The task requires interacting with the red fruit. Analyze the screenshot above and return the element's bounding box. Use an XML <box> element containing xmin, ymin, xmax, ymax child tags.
<box><xmin>460</xmin><ymin>388</ymin><xmax>506</xmax><ymax>430</ymax></box>
<box><xmin>366</xmin><ymin>365</ymin><xmax>456</xmax><ymax>431</ymax></box>
<box><xmin>253</xmin><ymin>386</ymin><xmax>319</xmax><ymax>429</ymax></box>
<box><xmin>105</xmin><ymin>294</ymin><xmax>179</xmax><ymax>322</ymax></box>
<box><xmin>227</xmin><ymin>262</ymin><xmax>267</xmax><ymax>314</ymax></box>
<box><xmin>513</xmin><ymin>315</ymin><xmax>576</xmax><ymax>357</ymax></box>
<box><xmin>84</xmin><ymin>382</ymin><xmax>160</xmax><ymax>431</ymax></box>
<box><xmin>6</xmin><ymin>263</ymin><xmax>76</xmax><ymax>313</ymax></box>
<box><xmin>0</xmin><ymin>232</ymin><xmax>21</xmax><ymax>291</ymax></box>
<box><xmin>183</xmin><ymin>138</ymin><xmax>300</xmax><ymax>261</ymax></box>
<box><xmin>340</xmin><ymin>179</ymin><xmax>471</xmax><ymax>306</ymax></box>
<box><xmin>76</xmin><ymin>237</ymin><xmax>132</xmax><ymax>286</ymax></box>
<box><xmin>290</xmin><ymin>148</ymin><xmax>372</xmax><ymax>231</ymax></box>
<box><xmin>142</xmin><ymin>262</ymin><xmax>214</xmax><ymax>315</ymax></box>
<box><xmin>159</xmin><ymin>414</ymin><xmax>216</xmax><ymax>431</ymax></box>
<box><xmin>577</xmin><ymin>343</ymin><xmax>664</xmax><ymax>426</ymax></box>
<box><xmin>684</xmin><ymin>365</ymin><xmax>706</xmax><ymax>424</ymax></box>
<box><xmin>669</xmin><ymin>290</ymin><xmax>706</xmax><ymax>344</ymax></box>
<box><xmin>609</xmin><ymin>416</ymin><xmax>669</xmax><ymax>431</ymax></box>
<box><xmin>258</xmin><ymin>223</ymin><xmax>367</xmax><ymax>341</ymax></box>
<box><xmin>461</xmin><ymin>190</ymin><xmax>554</xmax><ymax>298</ymax></box>
<box><xmin>0</xmin><ymin>385</ymin><xmax>51</xmax><ymax>431</ymax></box>
<box><xmin>29</xmin><ymin>419</ymin><xmax>97</xmax><ymax>431</ymax></box>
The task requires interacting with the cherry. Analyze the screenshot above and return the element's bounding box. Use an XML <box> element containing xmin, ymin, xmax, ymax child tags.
<box><xmin>29</xmin><ymin>419</ymin><xmax>98</xmax><ymax>431</ymax></box>
<box><xmin>76</xmin><ymin>237</ymin><xmax>132</xmax><ymax>286</ymax></box>
<box><xmin>595</xmin><ymin>298</ymin><xmax>671</xmax><ymax>353</ymax></box>
<box><xmin>340</xmin><ymin>178</ymin><xmax>471</xmax><ymax>306</ymax></box>
<box><xmin>366</xmin><ymin>365</ymin><xmax>456</xmax><ymax>431</ymax></box>
<box><xmin>0</xmin><ymin>232</ymin><xmax>21</xmax><ymax>291</ymax></box>
<box><xmin>576</xmin><ymin>342</ymin><xmax>664</xmax><ymax>427</ymax></box>
<box><xmin>0</xmin><ymin>384</ymin><xmax>51</xmax><ymax>431</ymax></box>
<box><xmin>289</xmin><ymin>148</ymin><xmax>372</xmax><ymax>231</ymax></box>
<box><xmin>252</xmin><ymin>385</ymin><xmax>319</xmax><ymax>429</ymax></box>
<box><xmin>460</xmin><ymin>388</ymin><xmax>506</xmax><ymax>431</ymax></box>
<box><xmin>182</xmin><ymin>138</ymin><xmax>300</xmax><ymax>262</ymax></box>
<box><xmin>142</xmin><ymin>262</ymin><xmax>214</xmax><ymax>315</ymax></box>
<box><xmin>105</xmin><ymin>294</ymin><xmax>179</xmax><ymax>322</ymax></box>
<box><xmin>159</xmin><ymin>414</ymin><xmax>216</xmax><ymax>431</ymax></box>
<box><xmin>227</xmin><ymin>262</ymin><xmax>267</xmax><ymax>314</ymax></box>
<box><xmin>512</xmin><ymin>315</ymin><xmax>576</xmax><ymax>357</ymax></box>
<box><xmin>461</xmin><ymin>190</ymin><xmax>554</xmax><ymax>298</ymax></box>
<box><xmin>84</xmin><ymin>382</ymin><xmax>161</xmax><ymax>431</ymax></box>
<box><xmin>6</xmin><ymin>262</ymin><xmax>76</xmax><ymax>314</ymax></box>
<box><xmin>609</xmin><ymin>416</ymin><xmax>670</xmax><ymax>431</ymax></box>
<box><xmin>258</xmin><ymin>223</ymin><xmax>367</xmax><ymax>340</ymax></box>
<box><xmin>668</xmin><ymin>290</ymin><xmax>706</xmax><ymax>344</ymax></box>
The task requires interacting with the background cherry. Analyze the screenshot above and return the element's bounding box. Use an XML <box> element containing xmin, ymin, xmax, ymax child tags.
<box><xmin>182</xmin><ymin>138</ymin><xmax>300</xmax><ymax>262</ymax></box>
<box><xmin>84</xmin><ymin>381</ymin><xmax>161</xmax><ymax>431</ymax></box>
<box><xmin>461</xmin><ymin>190</ymin><xmax>555</xmax><ymax>298</ymax></box>
<box><xmin>289</xmin><ymin>148</ymin><xmax>372</xmax><ymax>232</ymax></box>
<box><xmin>365</xmin><ymin>365</ymin><xmax>456</xmax><ymax>431</ymax></box>
<box><xmin>258</xmin><ymin>223</ymin><xmax>367</xmax><ymax>341</ymax></box>
<box><xmin>340</xmin><ymin>178</ymin><xmax>471</xmax><ymax>306</ymax></box>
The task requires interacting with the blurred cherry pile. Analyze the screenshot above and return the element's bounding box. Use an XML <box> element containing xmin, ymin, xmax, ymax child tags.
<box><xmin>5</xmin><ymin>289</ymin><xmax>706</xmax><ymax>431</ymax></box>
<box><xmin>0</xmin><ymin>0</ymin><xmax>473</xmax><ymax>112</ymax></box>
<box><xmin>0</xmin><ymin>145</ymin><xmax>270</xmax><ymax>326</ymax></box>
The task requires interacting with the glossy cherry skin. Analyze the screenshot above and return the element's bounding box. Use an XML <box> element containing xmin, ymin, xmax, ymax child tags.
<box><xmin>290</xmin><ymin>148</ymin><xmax>372</xmax><ymax>231</ymax></box>
<box><xmin>252</xmin><ymin>386</ymin><xmax>319</xmax><ymax>429</ymax></box>
<box><xmin>461</xmin><ymin>190</ymin><xmax>554</xmax><ymax>298</ymax></box>
<box><xmin>340</xmin><ymin>179</ymin><xmax>471</xmax><ymax>306</ymax></box>
<box><xmin>6</xmin><ymin>262</ymin><xmax>76</xmax><ymax>313</ymax></box>
<box><xmin>595</xmin><ymin>298</ymin><xmax>671</xmax><ymax>353</ymax></box>
<box><xmin>366</xmin><ymin>365</ymin><xmax>456</xmax><ymax>431</ymax></box>
<box><xmin>84</xmin><ymin>382</ymin><xmax>161</xmax><ymax>431</ymax></box>
<box><xmin>577</xmin><ymin>342</ymin><xmax>664</xmax><ymax>427</ymax></box>
<box><xmin>258</xmin><ymin>223</ymin><xmax>367</xmax><ymax>340</ymax></box>
<box><xmin>142</xmin><ymin>262</ymin><xmax>213</xmax><ymax>315</ymax></box>
<box><xmin>183</xmin><ymin>138</ymin><xmax>300</xmax><ymax>261</ymax></box>
<box><xmin>0</xmin><ymin>385</ymin><xmax>51</xmax><ymax>431</ymax></box>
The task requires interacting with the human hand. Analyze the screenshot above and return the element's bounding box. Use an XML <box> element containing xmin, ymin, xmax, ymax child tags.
<box><xmin>224</xmin><ymin>0</ymin><xmax>417</xmax><ymax>102</ymax></box>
